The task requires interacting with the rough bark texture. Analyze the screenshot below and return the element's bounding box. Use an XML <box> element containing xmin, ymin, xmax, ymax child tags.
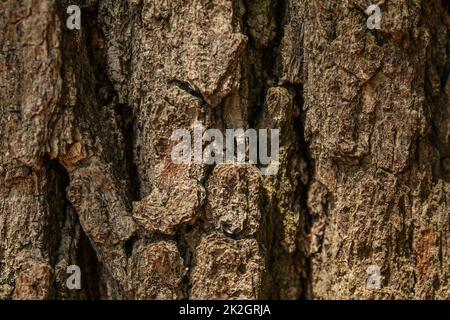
<box><xmin>0</xmin><ymin>0</ymin><xmax>448</xmax><ymax>300</ymax></box>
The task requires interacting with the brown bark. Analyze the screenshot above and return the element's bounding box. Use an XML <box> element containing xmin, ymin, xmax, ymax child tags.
<box><xmin>0</xmin><ymin>0</ymin><xmax>448</xmax><ymax>300</ymax></box>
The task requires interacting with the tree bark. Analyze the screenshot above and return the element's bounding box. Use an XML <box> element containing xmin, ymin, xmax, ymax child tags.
<box><xmin>0</xmin><ymin>0</ymin><xmax>448</xmax><ymax>300</ymax></box>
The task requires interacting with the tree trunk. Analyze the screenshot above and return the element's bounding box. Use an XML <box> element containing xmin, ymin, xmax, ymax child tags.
<box><xmin>0</xmin><ymin>0</ymin><xmax>448</xmax><ymax>300</ymax></box>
